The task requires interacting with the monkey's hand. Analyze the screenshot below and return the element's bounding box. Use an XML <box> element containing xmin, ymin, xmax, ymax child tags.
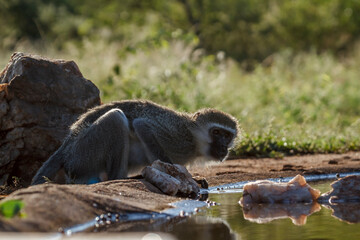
<box><xmin>142</xmin><ymin>160</ymin><xmax>200</xmax><ymax>198</ymax></box>
<box><xmin>192</xmin><ymin>176</ymin><xmax>209</xmax><ymax>189</ymax></box>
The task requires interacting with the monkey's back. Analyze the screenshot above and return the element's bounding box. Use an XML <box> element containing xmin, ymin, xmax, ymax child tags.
<box><xmin>70</xmin><ymin>100</ymin><xmax>198</xmax><ymax>163</ymax></box>
<box><xmin>73</xmin><ymin>100</ymin><xmax>190</xmax><ymax>128</ymax></box>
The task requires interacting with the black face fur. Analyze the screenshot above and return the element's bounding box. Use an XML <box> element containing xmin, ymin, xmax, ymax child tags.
<box><xmin>209</xmin><ymin>127</ymin><xmax>234</xmax><ymax>161</ymax></box>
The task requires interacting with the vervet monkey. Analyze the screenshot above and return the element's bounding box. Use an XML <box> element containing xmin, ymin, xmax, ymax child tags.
<box><xmin>32</xmin><ymin>100</ymin><xmax>239</xmax><ymax>185</ymax></box>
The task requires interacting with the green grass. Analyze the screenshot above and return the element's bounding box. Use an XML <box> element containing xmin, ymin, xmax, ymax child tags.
<box><xmin>1</xmin><ymin>39</ymin><xmax>360</xmax><ymax>157</ymax></box>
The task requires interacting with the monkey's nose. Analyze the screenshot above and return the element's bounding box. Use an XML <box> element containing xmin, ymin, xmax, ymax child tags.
<box><xmin>221</xmin><ymin>145</ymin><xmax>227</xmax><ymax>153</ymax></box>
<box><xmin>219</xmin><ymin>146</ymin><xmax>228</xmax><ymax>158</ymax></box>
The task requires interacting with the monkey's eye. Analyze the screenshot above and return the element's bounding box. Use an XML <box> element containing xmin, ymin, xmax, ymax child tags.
<box><xmin>212</xmin><ymin>129</ymin><xmax>220</xmax><ymax>135</ymax></box>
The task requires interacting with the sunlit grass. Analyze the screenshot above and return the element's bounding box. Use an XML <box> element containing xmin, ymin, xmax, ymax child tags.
<box><xmin>1</xmin><ymin>39</ymin><xmax>359</xmax><ymax>157</ymax></box>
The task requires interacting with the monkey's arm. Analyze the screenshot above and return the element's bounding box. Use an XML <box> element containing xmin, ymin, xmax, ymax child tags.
<box><xmin>133</xmin><ymin>119</ymin><xmax>173</xmax><ymax>164</ymax></box>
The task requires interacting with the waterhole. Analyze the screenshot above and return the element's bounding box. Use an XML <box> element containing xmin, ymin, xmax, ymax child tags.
<box><xmin>64</xmin><ymin>173</ymin><xmax>360</xmax><ymax>240</ymax></box>
<box><xmin>165</xmin><ymin>180</ymin><xmax>360</xmax><ymax>240</ymax></box>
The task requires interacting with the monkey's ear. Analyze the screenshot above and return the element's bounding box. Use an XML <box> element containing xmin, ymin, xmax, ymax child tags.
<box><xmin>192</xmin><ymin>111</ymin><xmax>201</xmax><ymax>119</ymax></box>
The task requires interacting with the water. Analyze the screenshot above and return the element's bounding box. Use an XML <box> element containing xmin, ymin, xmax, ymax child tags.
<box><xmin>63</xmin><ymin>175</ymin><xmax>360</xmax><ymax>240</ymax></box>
<box><xmin>203</xmin><ymin>172</ymin><xmax>360</xmax><ymax>194</ymax></box>
<box><xmin>167</xmin><ymin>180</ymin><xmax>360</xmax><ymax>240</ymax></box>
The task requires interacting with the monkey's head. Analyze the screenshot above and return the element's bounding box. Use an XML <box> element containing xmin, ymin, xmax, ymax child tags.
<box><xmin>192</xmin><ymin>109</ymin><xmax>239</xmax><ymax>162</ymax></box>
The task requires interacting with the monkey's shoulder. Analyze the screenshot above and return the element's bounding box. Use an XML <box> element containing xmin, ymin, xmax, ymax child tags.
<box><xmin>109</xmin><ymin>100</ymin><xmax>191</xmax><ymax>123</ymax></box>
<box><xmin>72</xmin><ymin>100</ymin><xmax>192</xmax><ymax>132</ymax></box>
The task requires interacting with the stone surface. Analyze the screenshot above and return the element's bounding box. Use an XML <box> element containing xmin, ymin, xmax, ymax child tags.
<box><xmin>239</xmin><ymin>175</ymin><xmax>321</xmax><ymax>205</ymax></box>
<box><xmin>142</xmin><ymin>166</ymin><xmax>181</xmax><ymax>196</ymax></box>
<box><xmin>142</xmin><ymin>160</ymin><xmax>200</xmax><ymax>197</ymax></box>
<box><xmin>0</xmin><ymin>180</ymin><xmax>180</xmax><ymax>232</ymax></box>
<box><xmin>0</xmin><ymin>52</ymin><xmax>100</xmax><ymax>186</ymax></box>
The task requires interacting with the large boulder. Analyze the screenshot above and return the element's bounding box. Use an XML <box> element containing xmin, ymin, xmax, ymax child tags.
<box><xmin>0</xmin><ymin>52</ymin><xmax>100</xmax><ymax>186</ymax></box>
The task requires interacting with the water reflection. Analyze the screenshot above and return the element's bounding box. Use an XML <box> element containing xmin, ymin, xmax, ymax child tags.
<box><xmin>89</xmin><ymin>181</ymin><xmax>360</xmax><ymax>240</ymax></box>
<box><xmin>322</xmin><ymin>203</ymin><xmax>360</xmax><ymax>224</ymax></box>
<box><xmin>205</xmin><ymin>185</ymin><xmax>360</xmax><ymax>240</ymax></box>
<box><xmin>241</xmin><ymin>202</ymin><xmax>321</xmax><ymax>225</ymax></box>
<box><xmin>111</xmin><ymin>216</ymin><xmax>236</xmax><ymax>240</ymax></box>
<box><xmin>240</xmin><ymin>201</ymin><xmax>360</xmax><ymax>226</ymax></box>
<box><xmin>236</xmin><ymin>178</ymin><xmax>360</xmax><ymax>225</ymax></box>
<box><xmin>159</xmin><ymin>217</ymin><xmax>236</xmax><ymax>240</ymax></box>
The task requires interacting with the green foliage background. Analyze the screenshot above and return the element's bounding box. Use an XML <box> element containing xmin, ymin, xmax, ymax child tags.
<box><xmin>0</xmin><ymin>0</ymin><xmax>359</xmax><ymax>156</ymax></box>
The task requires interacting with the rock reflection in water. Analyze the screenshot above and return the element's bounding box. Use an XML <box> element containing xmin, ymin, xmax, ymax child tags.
<box><xmin>117</xmin><ymin>216</ymin><xmax>236</xmax><ymax>240</ymax></box>
<box><xmin>240</xmin><ymin>202</ymin><xmax>321</xmax><ymax>225</ymax></box>
<box><xmin>315</xmin><ymin>175</ymin><xmax>360</xmax><ymax>224</ymax></box>
<box><xmin>163</xmin><ymin>217</ymin><xmax>236</xmax><ymax>240</ymax></box>
<box><xmin>322</xmin><ymin>203</ymin><xmax>360</xmax><ymax>224</ymax></box>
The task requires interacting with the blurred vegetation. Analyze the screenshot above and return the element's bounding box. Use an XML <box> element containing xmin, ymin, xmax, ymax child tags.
<box><xmin>0</xmin><ymin>0</ymin><xmax>359</xmax><ymax>157</ymax></box>
<box><xmin>0</xmin><ymin>200</ymin><xmax>25</xmax><ymax>218</ymax></box>
<box><xmin>2</xmin><ymin>0</ymin><xmax>360</xmax><ymax>63</ymax></box>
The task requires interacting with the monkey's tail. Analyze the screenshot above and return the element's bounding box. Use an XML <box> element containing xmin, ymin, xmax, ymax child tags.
<box><xmin>31</xmin><ymin>146</ymin><xmax>65</xmax><ymax>185</ymax></box>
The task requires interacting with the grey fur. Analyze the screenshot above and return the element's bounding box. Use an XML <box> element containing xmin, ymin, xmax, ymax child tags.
<box><xmin>31</xmin><ymin>100</ymin><xmax>238</xmax><ymax>185</ymax></box>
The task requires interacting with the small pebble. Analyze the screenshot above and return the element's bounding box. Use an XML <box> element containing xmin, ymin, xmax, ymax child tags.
<box><xmin>179</xmin><ymin>210</ymin><xmax>185</xmax><ymax>217</ymax></box>
<box><xmin>100</xmin><ymin>214</ymin><xmax>106</xmax><ymax>221</ymax></box>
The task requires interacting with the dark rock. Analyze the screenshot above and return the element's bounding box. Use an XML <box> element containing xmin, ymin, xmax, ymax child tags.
<box><xmin>0</xmin><ymin>52</ymin><xmax>100</xmax><ymax>186</ymax></box>
<box><xmin>328</xmin><ymin>159</ymin><xmax>338</xmax><ymax>165</ymax></box>
<box><xmin>318</xmin><ymin>175</ymin><xmax>360</xmax><ymax>203</ymax></box>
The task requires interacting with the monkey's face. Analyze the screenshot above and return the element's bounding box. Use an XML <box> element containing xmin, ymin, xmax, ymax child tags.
<box><xmin>209</xmin><ymin>127</ymin><xmax>234</xmax><ymax>161</ymax></box>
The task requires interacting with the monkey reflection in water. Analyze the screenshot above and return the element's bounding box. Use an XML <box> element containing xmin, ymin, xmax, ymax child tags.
<box><xmin>32</xmin><ymin>100</ymin><xmax>239</xmax><ymax>185</ymax></box>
